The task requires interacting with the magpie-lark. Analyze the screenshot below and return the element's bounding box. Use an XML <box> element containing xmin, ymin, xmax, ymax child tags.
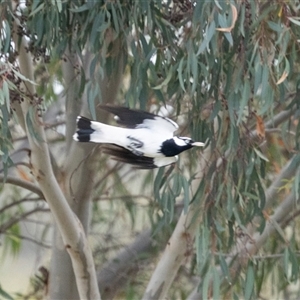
<box><xmin>73</xmin><ymin>106</ymin><xmax>205</xmax><ymax>169</ymax></box>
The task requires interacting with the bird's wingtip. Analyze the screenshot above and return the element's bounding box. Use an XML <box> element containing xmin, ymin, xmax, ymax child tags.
<box><xmin>73</xmin><ymin>133</ymin><xmax>79</xmax><ymax>141</ymax></box>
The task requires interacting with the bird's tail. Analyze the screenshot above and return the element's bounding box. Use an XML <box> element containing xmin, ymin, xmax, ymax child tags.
<box><xmin>73</xmin><ymin>116</ymin><xmax>97</xmax><ymax>142</ymax></box>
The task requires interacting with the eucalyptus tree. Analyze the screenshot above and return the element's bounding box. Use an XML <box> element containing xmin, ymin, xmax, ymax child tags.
<box><xmin>1</xmin><ymin>1</ymin><xmax>300</xmax><ymax>299</ymax></box>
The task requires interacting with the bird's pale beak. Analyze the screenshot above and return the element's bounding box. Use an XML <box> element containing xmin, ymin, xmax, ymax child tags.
<box><xmin>192</xmin><ymin>142</ymin><xmax>205</xmax><ymax>147</ymax></box>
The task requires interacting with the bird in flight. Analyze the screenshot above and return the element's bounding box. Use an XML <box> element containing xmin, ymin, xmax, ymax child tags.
<box><xmin>73</xmin><ymin>106</ymin><xmax>205</xmax><ymax>169</ymax></box>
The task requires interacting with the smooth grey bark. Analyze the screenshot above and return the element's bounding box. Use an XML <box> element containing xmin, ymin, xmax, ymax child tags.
<box><xmin>49</xmin><ymin>38</ymin><xmax>127</xmax><ymax>299</ymax></box>
<box><xmin>13</xmin><ymin>20</ymin><xmax>100</xmax><ymax>300</ymax></box>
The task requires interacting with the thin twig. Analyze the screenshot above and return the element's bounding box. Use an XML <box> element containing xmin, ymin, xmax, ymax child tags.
<box><xmin>6</xmin><ymin>232</ymin><xmax>51</xmax><ymax>249</ymax></box>
<box><xmin>212</xmin><ymin>251</ymin><xmax>300</xmax><ymax>259</ymax></box>
<box><xmin>0</xmin><ymin>197</ymin><xmax>41</xmax><ymax>215</ymax></box>
<box><xmin>0</xmin><ymin>207</ymin><xmax>49</xmax><ymax>233</ymax></box>
<box><xmin>0</xmin><ymin>175</ymin><xmax>44</xmax><ymax>199</ymax></box>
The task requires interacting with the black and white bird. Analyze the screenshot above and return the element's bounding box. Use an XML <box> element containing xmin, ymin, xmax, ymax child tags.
<box><xmin>73</xmin><ymin>106</ymin><xmax>205</xmax><ymax>169</ymax></box>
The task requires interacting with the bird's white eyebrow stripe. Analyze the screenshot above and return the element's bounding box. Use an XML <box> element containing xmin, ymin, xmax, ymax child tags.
<box><xmin>173</xmin><ymin>136</ymin><xmax>189</xmax><ymax>146</ymax></box>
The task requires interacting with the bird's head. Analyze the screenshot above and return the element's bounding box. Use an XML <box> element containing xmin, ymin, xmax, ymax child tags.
<box><xmin>160</xmin><ymin>137</ymin><xmax>205</xmax><ymax>157</ymax></box>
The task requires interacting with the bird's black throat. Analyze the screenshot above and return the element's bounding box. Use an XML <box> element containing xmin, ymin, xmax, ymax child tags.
<box><xmin>160</xmin><ymin>138</ymin><xmax>192</xmax><ymax>157</ymax></box>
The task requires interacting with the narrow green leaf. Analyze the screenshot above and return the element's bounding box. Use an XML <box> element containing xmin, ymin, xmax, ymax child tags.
<box><xmin>219</xmin><ymin>254</ymin><xmax>230</xmax><ymax>281</ymax></box>
<box><xmin>254</xmin><ymin>59</ymin><xmax>262</xmax><ymax>95</ymax></box>
<box><xmin>111</xmin><ymin>5</ymin><xmax>120</xmax><ymax>34</ymax></box>
<box><xmin>237</xmin><ymin>79</ymin><xmax>250</xmax><ymax>124</ymax></box>
<box><xmin>190</xmin><ymin>51</ymin><xmax>198</xmax><ymax>94</ymax></box>
<box><xmin>190</xmin><ymin>179</ymin><xmax>205</xmax><ymax>204</ymax></box>
<box><xmin>79</xmin><ymin>67</ymin><xmax>86</xmax><ymax>96</ymax></box>
<box><xmin>214</xmin><ymin>0</ymin><xmax>223</xmax><ymax>10</ymax></box>
<box><xmin>271</xmin><ymin>218</ymin><xmax>288</xmax><ymax>243</ymax></box>
<box><xmin>244</xmin><ymin>263</ymin><xmax>254</xmax><ymax>300</ymax></box>
<box><xmin>154</xmin><ymin>167</ymin><xmax>165</xmax><ymax>201</ymax></box>
<box><xmin>283</xmin><ymin>247</ymin><xmax>289</xmax><ymax>279</ymax></box>
<box><xmin>256</xmin><ymin>262</ymin><xmax>265</xmax><ymax>295</ymax></box>
<box><xmin>192</xmin><ymin>1</ymin><xmax>204</xmax><ymax>23</ymax></box>
<box><xmin>267</xmin><ymin>21</ymin><xmax>283</xmax><ymax>33</ymax></box>
<box><xmin>172</xmin><ymin>173</ymin><xmax>182</xmax><ymax>197</ymax></box>
<box><xmin>90</xmin><ymin>15</ymin><xmax>102</xmax><ymax>47</ymax></box>
<box><xmin>152</xmin><ymin>67</ymin><xmax>173</xmax><ymax>90</ymax></box>
<box><xmin>0</xmin><ymin>286</ymin><xmax>14</xmax><ymax>300</ymax></box>
<box><xmin>90</xmin><ymin>55</ymin><xmax>98</xmax><ymax>77</ymax></box>
<box><xmin>11</xmin><ymin>68</ymin><xmax>37</xmax><ymax>85</ymax></box>
<box><xmin>29</xmin><ymin>2</ymin><xmax>45</xmax><ymax>16</ymax></box>
<box><xmin>26</xmin><ymin>108</ymin><xmax>43</xmax><ymax>142</ymax></box>
<box><xmin>288</xmin><ymin>17</ymin><xmax>300</xmax><ymax>26</ymax></box>
<box><xmin>153</xmin><ymin>89</ymin><xmax>166</xmax><ymax>105</ymax></box>
<box><xmin>202</xmin><ymin>267</ymin><xmax>211</xmax><ymax>300</ymax></box>
<box><xmin>181</xmin><ymin>176</ymin><xmax>190</xmax><ymax>214</ymax></box>
<box><xmin>294</xmin><ymin>171</ymin><xmax>300</xmax><ymax>200</ymax></box>
<box><xmin>239</xmin><ymin>3</ymin><xmax>246</xmax><ymax>37</ymax></box>
<box><xmin>212</xmin><ymin>268</ymin><xmax>220</xmax><ymax>300</ymax></box>
<box><xmin>3</xmin><ymin>20</ymin><xmax>11</xmax><ymax>54</ymax></box>
<box><xmin>55</xmin><ymin>0</ymin><xmax>62</xmax><ymax>12</ymax></box>
<box><xmin>87</xmin><ymin>84</ymin><xmax>98</xmax><ymax>120</ymax></box>
<box><xmin>0</xmin><ymin>81</ymin><xmax>9</xmax><ymax>112</ymax></box>
<box><xmin>177</xmin><ymin>58</ymin><xmax>186</xmax><ymax>91</ymax></box>
<box><xmin>69</xmin><ymin>3</ymin><xmax>90</xmax><ymax>13</ymax></box>
<box><xmin>224</xmin><ymin>32</ymin><xmax>233</xmax><ymax>46</ymax></box>
<box><xmin>166</xmin><ymin>192</ymin><xmax>175</xmax><ymax>223</ymax></box>
<box><xmin>284</xmin><ymin>56</ymin><xmax>290</xmax><ymax>74</ymax></box>
<box><xmin>288</xmin><ymin>247</ymin><xmax>299</xmax><ymax>280</ymax></box>
<box><xmin>197</xmin><ymin>21</ymin><xmax>216</xmax><ymax>55</ymax></box>
<box><xmin>254</xmin><ymin>148</ymin><xmax>269</xmax><ymax>162</ymax></box>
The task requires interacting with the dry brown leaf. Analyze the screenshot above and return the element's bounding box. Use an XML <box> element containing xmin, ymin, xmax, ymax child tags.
<box><xmin>216</xmin><ymin>4</ymin><xmax>238</xmax><ymax>33</ymax></box>
<box><xmin>255</xmin><ymin>114</ymin><xmax>265</xmax><ymax>139</ymax></box>
<box><xmin>276</xmin><ymin>71</ymin><xmax>288</xmax><ymax>85</ymax></box>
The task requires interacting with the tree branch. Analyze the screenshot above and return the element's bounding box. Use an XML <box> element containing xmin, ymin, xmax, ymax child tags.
<box><xmin>98</xmin><ymin>229</ymin><xmax>154</xmax><ymax>299</ymax></box>
<box><xmin>264</xmin><ymin>155</ymin><xmax>300</xmax><ymax>210</ymax></box>
<box><xmin>0</xmin><ymin>175</ymin><xmax>44</xmax><ymax>198</ymax></box>
<box><xmin>187</xmin><ymin>191</ymin><xmax>300</xmax><ymax>300</ymax></box>
<box><xmin>0</xmin><ymin>197</ymin><xmax>41</xmax><ymax>215</ymax></box>
<box><xmin>6</xmin><ymin>232</ymin><xmax>52</xmax><ymax>249</ymax></box>
<box><xmin>143</xmin><ymin>147</ymin><xmax>212</xmax><ymax>300</ymax></box>
<box><xmin>0</xmin><ymin>207</ymin><xmax>49</xmax><ymax>233</ymax></box>
<box><xmin>216</xmin><ymin>105</ymin><xmax>297</xmax><ymax>169</ymax></box>
<box><xmin>62</xmin><ymin>47</ymin><xmax>82</xmax><ymax>152</ymax></box>
<box><xmin>13</xmin><ymin>21</ymin><xmax>101</xmax><ymax>300</ymax></box>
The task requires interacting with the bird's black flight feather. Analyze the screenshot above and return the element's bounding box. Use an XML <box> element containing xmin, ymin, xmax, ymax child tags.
<box><xmin>101</xmin><ymin>144</ymin><xmax>157</xmax><ymax>169</ymax></box>
<box><xmin>100</xmin><ymin>105</ymin><xmax>156</xmax><ymax>128</ymax></box>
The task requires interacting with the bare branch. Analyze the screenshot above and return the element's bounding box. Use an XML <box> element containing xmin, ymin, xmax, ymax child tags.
<box><xmin>6</xmin><ymin>232</ymin><xmax>51</xmax><ymax>249</ymax></box>
<box><xmin>0</xmin><ymin>197</ymin><xmax>41</xmax><ymax>215</ymax></box>
<box><xmin>0</xmin><ymin>175</ymin><xmax>44</xmax><ymax>199</ymax></box>
<box><xmin>98</xmin><ymin>229</ymin><xmax>154</xmax><ymax>299</ymax></box>
<box><xmin>0</xmin><ymin>207</ymin><xmax>49</xmax><ymax>233</ymax></box>
<box><xmin>265</xmin><ymin>155</ymin><xmax>300</xmax><ymax>210</ymax></box>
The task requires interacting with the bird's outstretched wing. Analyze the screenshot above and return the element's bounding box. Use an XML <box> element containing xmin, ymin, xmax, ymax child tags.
<box><xmin>100</xmin><ymin>105</ymin><xmax>178</xmax><ymax>134</ymax></box>
<box><xmin>101</xmin><ymin>144</ymin><xmax>177</xmax><ymax>169</ymax></box>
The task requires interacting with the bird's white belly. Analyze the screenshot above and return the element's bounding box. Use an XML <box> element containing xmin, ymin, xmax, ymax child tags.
<box><xmin>123</xmin><ymin>128</ymin><xmax>170</xmax><ymax>157</ymax></box>
<box><xmin>89</xmin><ymin>122</ymin><xmax>172</xmax><ymax>157</ymax></box>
